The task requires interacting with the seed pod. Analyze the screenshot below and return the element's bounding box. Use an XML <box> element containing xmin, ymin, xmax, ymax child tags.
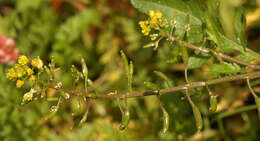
<box><xmin>180</xmin><ymin>42</ymin><xmax>189</xmax><ymax>66</ymax></box>
<box><xmin>209</xmin><ymin>95</ymin><xmax>218</xmax><ymax>112</ymax></box>
<box><xmin>143</xmin><ymin>42</ymin><xmax>155</xmax><ymax>48</ymax></box>
<box><xmin>50</xmin><ymin>56</ymin><xmax>55</xmax><ymax>69</ymax></box>
<box><xmin>81</xmin><ymin>58</ymin><xmax>88</xmax><ymax>92</ymax></box>
<box><xmin>120</xmin><ymin>50</ymin><xmax>129</xmax><ymax>77</ymax></box>
<box><xmin>119</xmin><ymin>110</ymin><xmax>130</xmax><ymax>130</ymax></box>
<box><xmin>71</xmin><ymin>97</ymin><xmax>86</xmax><ymax>116</ymax></box>
<box><xmin>192</xmin><ymin>104</ymin><xmax>203</xmax><ymax>132</ymax></box>
<box><xmin>255</xmin><ymin>97</ymin><xmax>260</xmax><ymax>120</ymax></box>
<box><xmin>44</xmin><ymin>66</ymin><xmax>53</xmax><ymax>81</ymax></box>
<box><xmin>153</xmin><ymin>70</ymin><xmax>171</xmax><ymax>88</ymax></box>
<box><xmin>129</xmin><ymin>61</ymin><xmax>134</xmax><ymax>93</ymax></box>
<box><xmin>81</xmin><ymin>58</ymin><xmax>88</xmax><ymax>79</ymax></box>
<box><xmin>162</xmin><ymin>106</ymin><xmax>169</xmax><ymax>133</ymax></box>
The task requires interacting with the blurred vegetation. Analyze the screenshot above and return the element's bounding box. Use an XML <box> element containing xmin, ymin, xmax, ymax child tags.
<box><xmin>0</xmin><ymin>0</ymin><xmax>260</xmax><ymax>140</ymax></box>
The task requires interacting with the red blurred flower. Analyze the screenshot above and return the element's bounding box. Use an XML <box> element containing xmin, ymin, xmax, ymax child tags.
<box><xmin>0</xmin><ymin>35</ymin><xmax>19</xmax><ymax>65</ymax></box>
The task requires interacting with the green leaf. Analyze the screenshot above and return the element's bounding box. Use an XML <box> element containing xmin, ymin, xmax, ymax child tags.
<box><xmin>204</xmin><ymin>1</ymin><xmax>260</xmax><ymax>60</ymax></box>
<box><xmin>187</xmin><ymin>54</ymin><xmax>210</xmax><ymax>69</ymax></box>
<box><xmin>206</xmin><ymin>62</ymin><xmax>243</xmax><ymax>78</ymax></box>
<box><xmin>234</xmin><ymin>8</ymin><xmax>247</xmax><ymax>47</ymax></box>
<box><xmin>131</xmin><ymin>0</ymin><xmax>204</xmax><ymax>45</ymax></box>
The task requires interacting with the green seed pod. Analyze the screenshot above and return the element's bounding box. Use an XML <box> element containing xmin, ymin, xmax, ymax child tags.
<box><xmin>81</xmin><ymin>58</ymin><xmax>88</xmax><ymax>79</ymax></box>
<box><xmin>255</xmin><ymin>97</ymin><xmax>260</xmax><ymax>120</ymax></box>
<box><xmin>153</xmin><ymin>70</ymin><xmax>171</xmax><ymax>88</ymax></box>
<box><xmin>129</xmin><ymin>61</ymin><xmax>134</xmax><ymax>93</ymax></box>
<box><xmin>120</xmin><ymin>50</ymin><xmax>129</xmax><ymax>77</ymax></box>
<box><xmin>143</xmin><ymin>42</ymin><xmax>155</xmax><ymax>48</ymax></box>
<box><xmin>192</xmin><ymin>104</ymin><xmax>203</xmax><ymax>132</ymax></box>
<box><xmin>81</xmin><ymin>58</ymin><xmax>88</xmax><ymax>92</ymax></box>
<box><xmin>71</xmin><ymin>97</ymin><xmax>86</xmax><ymax>116</ymax></box>
<box><xmin>50</xmin><ymin>56</ymin><xmax>55</xmax><ymax>70</ymax></box>
<box><xmin>209</xmin><ymin>95</ymin><xmax>218</xmax><ymax>112</ymax></box>
<box><xmin>180</xmin><ymin>42</ymin><xmax>189</xmax><ymax>66</ymax></box>
<box><xmin>44</xmin><ymin>66</ymin><xmax>53</xmax><ymax>81</ymax></box>
<box><xmin>119</xmin><ymin>110</ymin><xmax>130</xmax><ymax>130</ymax></box>
<box><xmin>162</xmin><ymin>108</ymin><xmax>169</xmax><ymax>133</ymax></box>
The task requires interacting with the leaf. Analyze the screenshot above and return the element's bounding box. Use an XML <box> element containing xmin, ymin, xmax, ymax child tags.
<box><xmin>131</xmin><ymin>0</ymin><xmax>204</xmax><ymax>45</ymax></box>
<box><xmin>234</xmin><ymin>8</ymin><xmax>247</xmax><ymax>47</ymax></box>
<box><xmin>187</xmin><ymin>54</ymin><xmax>210</xmax><ymax>69</ymax></box>
<box><xmin>206</xmin><ymin>62</ymin><xmax>243</xmax><ymax>78</ymax></box>
<box><xmin>204</xmin><ymin>1</ymin><xmax>260</xmax><ymax>60</ymax></box>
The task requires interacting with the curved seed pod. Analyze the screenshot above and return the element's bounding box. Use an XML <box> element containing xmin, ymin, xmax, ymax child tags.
<box><xmin>255</xmin><ymin>97</ymin><xmax>260</xmax><ymax>120</ymax></box>
<box><xmin>162</xmin><ymin>110</ymin><xmax>169</xmax><ymax>133</ymax></box>
<box><xmin>153</xmin><ymin>70</ymin><xmax>171</xmax><ymax>88</ymax></box>
<box><xmin>192</xmin><ymin>104</ymin><xmax>203</xmax><ymax>131</ymax></box>
<box><xmin>77</xmin><ymin>102</ymin><xmax>90</xmax><ymax>127</ymax></box>
<box><xmin>186</xmin><ymin>91</ymin><xmax>203</xmax><ymax>132</ymax></box>
<box><xmin>247</xmin><ymin>78</ymin><xmax>260</xmax><ymax>119</ymax></box>
<box><xmin>157</xmin><ymin>96</ymin><xmax>169</xmax><ymax>133</ymax></box>
<box><xmin>209</xmin><ymin>95</ymin><xmax>218</xmax><ymax>112</ymax></box>
<box><xmin>81</xmin><ymin>58</ymin><xmax>88</xmax><ymax>92</ymax></box>
<box><xmin>162</xmin><ymin>104</ymin><xmax>169</xmax><ymax>133</ymax></box>
<box><xmin>143</xmin><ymin>42</ymin><xmax>155</xmax><ymax>48</ymax></box>
<box><xmin>119</xmin><ymin>110</ymin><xmax>130</xmax><ymax>130</ymax></box>
<box><xmin>81</xmin><ymin>58</ymin><xmax>88</xmax><ymax>79</ymax></box>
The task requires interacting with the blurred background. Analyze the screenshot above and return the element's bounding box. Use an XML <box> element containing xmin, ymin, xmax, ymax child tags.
<box><xmin>0</xmin><ymin>0</ymin><xmax>260</xmax><ymax>140</ymax></box>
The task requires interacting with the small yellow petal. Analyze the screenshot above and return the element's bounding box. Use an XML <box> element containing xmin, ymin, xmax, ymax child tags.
<box><xmin>18</xmin><ymin>56</ymin><xmax>29</xmax><ymax>65</ymax></box>
<box><xmin>16</xmin><ymin>80</ymin><xmax>24</xmax><ymax>88</ymax></box>
<box><xmin>149</xmin><ymin>10</ymin><xmax>155</xmax><ymax>18</ymax></box>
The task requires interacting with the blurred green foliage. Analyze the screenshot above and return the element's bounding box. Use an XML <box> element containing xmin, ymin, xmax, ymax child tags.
<box><xmin>0</xmin><ymin>0</ymin><xmax>260</xmax><ymax>140</ymax></box>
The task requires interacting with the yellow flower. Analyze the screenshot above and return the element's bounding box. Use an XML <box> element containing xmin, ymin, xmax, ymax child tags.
<box><xmin>31</xmin><ymin>57</ymin><xmax>43</xmax><ymax>69</ymax></box>
<box><xmin>150</xmin><ymin>18</ymin><xmax>158</xmax><ymax>27</ymax></box>
<box><xmin>18</xmin><ymin>56</ymin><xmax>29</xmax><ymax>65</ymax></box>
<box><xmin>26</xmin><ymin>67</ymin><xmax>34</xmax><ymax>76</ymax></box>
<box><xmin>16</xmin><ymin>66</ymin><xmax>26</xmax><ymax>78</ymax></box>
<box><xmin>155</xmin><ymin>11</ymin><xmax>162</xmax><ymax>19</ymax></box>
<box><xmin>6</xmin><ymin>68</ymin><xmax>16</xmax><ymax>80</ymax></box>
<box><xmin>139</xmin><ymin>20</ymin><xmax>151</xmax><ymax>36</ymax></box>
<box><xmin>149</xmin><ymin>10</ymin><xmax>155</xmax><ymax>18</ymax></box>
<box><xmin>16</xmin><ymin>80</ymin><xmax>24</xmax><ymax>88</ymax></box>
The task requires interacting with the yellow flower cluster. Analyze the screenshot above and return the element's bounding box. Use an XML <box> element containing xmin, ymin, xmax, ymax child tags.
<box><xmin>139</xmin><ymin>10</ymin><xmax>167</xmax><ymax>39</ymax></box>
<box><xmin>31</xmin><ymin>57</ymin><xmax>43</xmax><ymax>69</ymax></box>
<box><xmin>6</xmin><ymin>56</ymin><xmax>43</xmax><ymax>88</ymax></box>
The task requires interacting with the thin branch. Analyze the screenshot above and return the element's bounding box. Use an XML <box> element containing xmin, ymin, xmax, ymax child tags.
<box><xmin>246</xmin><ymin>78</ymin><xmax>258</xmax><ymax>99</ymax></box>
<box><xmin>51</xmin><ymin>71</ymin><xmax>260</xmax><ymax>99</ymax></box>
<box><xmin>166</xmin><ymin>34</ymin><xmax>260</xmax><ymax>70</ymax></box>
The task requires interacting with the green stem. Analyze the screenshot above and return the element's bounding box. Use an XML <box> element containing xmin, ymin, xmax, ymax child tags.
<box><xmin>212</xmin><ymin>105</ymin><xmax>257</xmax><ymax>122</ymax></box>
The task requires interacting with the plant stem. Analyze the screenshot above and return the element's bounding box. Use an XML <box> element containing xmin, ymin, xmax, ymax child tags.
<box><xmin>76</xmin><ymin>71</ymin><xmax>260</xmax><ymax>99</ymax></box>
<box><xmin>212</xmin><ymin>105</ymin><xmax>257</xmax><ymax>122</ymax></box>
<box><xmin>165</xmin><ymin>33</ymin><xmax>260</xmax><ymax>70</ymax></box>
<box><xmin>49</xmin><ymin>71</ymin><xmax>260</xmax><ymax>100</ymax></box>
